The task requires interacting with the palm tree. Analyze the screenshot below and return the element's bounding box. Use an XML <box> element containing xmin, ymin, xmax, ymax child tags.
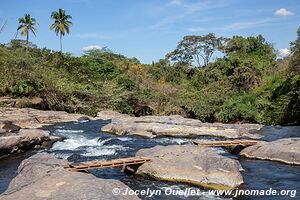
<box><xmin>17</xmin><ymin>14</ymin><xmax>37</xmax><ymax>52</ymax></box>
<box><xmin>50</xmin><ymin>9</ymin><xmax>72</xmax><ymax>52</ymax></box>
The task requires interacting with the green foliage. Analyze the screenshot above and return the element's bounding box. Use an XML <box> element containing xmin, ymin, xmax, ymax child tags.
<box><xmin>17</xmin><ymin>14</ymin><xmax>38</xmax><ymax>42</ymax></box>
<box><xmin>216</xmin><ymin>93</ymin><xmax>257</xmax><ymax>123</ymax></box>
<box><xmin>95</xmin><ymin>62</ymin><xmax>121</xmax><ymax>80</ymax></box>
<box><xmin>12</xmin><ymin>81</ymin><xmax>34</xmax><ymax>97</ymax></box>
<box><xmin>116</xmin><ymin>75</ymin><xmax>137</xmax><ymax>91</ymax></box>
<box><xmin>8</xmin><ymin>39</ymin><xmax>37</xmax><ymax>49</ymax></box>
<box><xmin>291</xmin><ymin>27</ymin><xmax>300</xmax><ymax>53</ymax></box>
<box><xmin>166</xmin><ymin>33</ymin><xmax>225</xmax><ymax>67</ymax></box>
<box><xmin>50</xmin><ymin>8</ymin><xmax>72</xmax><ymax>52</ymax></box>
<box><xmin>0</xmin><ymin>31</ymin><xmax>299</xmax><ymax>125</ymax></box>
<box><xmin>256</xmin><ymin>75</ymin><xmax>300</xmax><ymax>125</ymax></box>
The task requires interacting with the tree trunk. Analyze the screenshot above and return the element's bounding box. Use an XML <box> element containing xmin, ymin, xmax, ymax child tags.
<box><xmin>60</xmin><ymin>33</ymin><xmax>62</xmax><ymax>53</ymax></box>
<box><xmin>26</xmin><ymin>33</ymin><xmax>29</xmax><ymax>55</ymax></box>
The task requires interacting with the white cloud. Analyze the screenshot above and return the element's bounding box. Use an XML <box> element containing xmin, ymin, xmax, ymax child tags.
<box><xmin>82</xmin><ymin>45</ymin><xmax>102</xmax><ymax>51</ymax></box>
<box><xmin>278</xmin><ymin>48</ymin><xmax>291</xmax><ymax>57</ymax></box>
<box><xmin>274</xmin><ymin>8</ymin><xmax>293</xmax><ymax>17</ymax></box>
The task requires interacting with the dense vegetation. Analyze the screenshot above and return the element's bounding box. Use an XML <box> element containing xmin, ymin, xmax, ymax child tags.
<box><xmin>0</xmin><ymin>28</ymin><xmax>299</xmax><ymax>125</ymax></box>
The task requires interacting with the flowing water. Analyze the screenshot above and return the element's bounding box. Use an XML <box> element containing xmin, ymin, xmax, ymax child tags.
<box><xmin>1</xmin><ymin>119</ymin><xmax>300</xmax><ymax>199</ymax></box>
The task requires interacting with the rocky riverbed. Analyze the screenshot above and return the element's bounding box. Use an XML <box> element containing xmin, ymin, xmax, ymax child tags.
<box><xmin>1</xmin><ymin>109</ymin><xmax>300</xmax><ymax>199</ymax></box>
<box><xmin>0</xmin><ymin>108</ymin><xmax>89</xmax><ymax>158</ymax></box>
<box><xmin>98</xmin><ymin>111</ymin><xmax>263</xmax><ymax>139</ymax></box>
<box><xmin>0</xmin><ymin>153</ymin><xmax>140</xmax><ymax>200</ymax></box>
<box><xmin>240</xmin><ymin>138</ymin><xmax>300</xmax><ymax>165</ymax></box>
<box><xmin>135</xmin><ymin>144</ymin><xmax>244</xmax><ymax>189</ymax></box>
<box><xmin>0</xmin><ymin>108</ymin><xmax>264</xmax><ymax>159</ymax></box>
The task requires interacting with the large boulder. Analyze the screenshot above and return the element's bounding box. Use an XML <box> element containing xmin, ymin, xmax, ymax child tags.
<box><xmin>0</xmin><ymin>129</ymin><xmax>50</xmax><ymax>158</ymax></box>
<box><xmin>240</xmin><ymin>138</ymin><xmax>300</xmax><ymax>165</ymax></box>
<box><xmin>0</xmin><ymin>115</ymin><xmax>40</xmax><ymax>129</ymax></box>
<box><xmin>100</xmin><ymin>113</ymin><xmax>262</xmax><ymax>139</ymax></box>
<box><xmin>0</xmin><ymin>108</ymin><xmax>92</xmax><ymax>158</ymax></box>
<box><xmin>135</xmin><ymin>145</ymin><xmax>244</xmax><ymax>189</ymax></box>
<box><xmin>0</xmin><ymin>153</ymin><xmax>140</xmax><ymax>200</ymax></box>
<box><xmin>0</xmin><ymin>107</ymin><xmax>90</xmax><ymax>128</ymax></box>
<box><xmin>0</xmin><ymin>107</ymin><xmax>92</xmax><ymax>158</ymax></box>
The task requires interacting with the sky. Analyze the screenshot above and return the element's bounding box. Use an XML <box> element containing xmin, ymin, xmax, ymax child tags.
<box><xmin>0</xmin><ymin>0</ymin><xmax>299</xmax><ymax>63</ymax></box>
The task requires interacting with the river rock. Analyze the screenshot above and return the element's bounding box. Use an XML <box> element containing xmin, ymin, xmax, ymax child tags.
<box><xmin>0</xmin><ymin>107</ymin><xmax>90</xmax><ymax>128</ymax></box>
<box><xmin>0</xmin><ymin>108</ymin><xmax>91</xmax><ymax>158</ymax></box>
<box><xmin>240</xmin><ymin>138</ymin><xmax>300</xmax><ymax>165</ymax></box>
<box><xmin>100</xmin><ymin>112</ymin><xmax>262</xmax><ymax>139</ymax></box>
<box><xmin>0</xmin><ymin>153</ymin><xmax>140</xmax><ymax>200</ymax></box>
<box><xmin>40</xmin><ymin>136</ymin><xmax>63</xmax><ymax>148</ymax></box>
<box><xmin>135</xmin><ymin>144</ymin><xmax>244</xmax><ymax>189</ymax></box>
<box><xmin>0</xmin><ymin>121</ymin><xmax>21</xmax><ymax>135</ymax></box>
<box><xmin>0</xmin><ymin>129</ymin><xmax>50</xmax><ymax>158</ymax></box>
<box><xmin>97</xmin><ymin>110</ymin><xmax>130</xmax><ymax>120</ymax></box>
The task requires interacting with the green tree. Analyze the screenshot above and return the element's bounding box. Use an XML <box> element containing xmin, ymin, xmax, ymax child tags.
<box><xmin>225</xmin><ymin>35</ymin><xmax>274</xmax><ymax>59</ymax></box>
<box><xmin>50</xmin><ymin>8</ymin><xmax>72</xmax><ymax>52</ymax></box>
<box><xmin>166</xmin><ymin>33</ymin><xmax>224</xmax><ymax>67</ymax></box>
<box><xmin>17</xmin><ymin>14</ymin><xmax>37</xmax><ymax>52</ymax></box>
<box><xmin>291</xmin><ymin>27</ymin><xmax>300</xmax><ymax>53</ymax></box>
<box><xmin>8</xmin><ymin>39</ymin><xmax>37</xmax><ymax>49</ymax></box>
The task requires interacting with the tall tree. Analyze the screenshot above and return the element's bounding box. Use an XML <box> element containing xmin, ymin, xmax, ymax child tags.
<box><xmin>289</xmin><ymin>27</ymin><xmax>300</xmax><ymax>74</ymax></box>
<box><xmin>50</xmin><ymin>8</ymin><xmax>72</xmax><ymax>52</ymax></box>
<box><xmin>166</xmin><ymin>33</ymin><xmax>224</xmax><ymax>68</ymax></box>
<box><xmin>290</xmin><ymin>27</ymin><xmax>300</xmax><ymax>53</ymax></box>
<box><xmin>17</xmin><ymin>14</ymin><xmax>37</xmax><ymax>52</ymax></box>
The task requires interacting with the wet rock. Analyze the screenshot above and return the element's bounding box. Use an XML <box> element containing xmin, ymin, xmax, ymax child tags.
<box><xmin>135</xmin><ymin>144</ymin><xmax>244</xmax><ymax>189</ymax></box>
<box><xmin>100</xmin><ymin>112</ymin><xmax>262</xmax><ymax>139</ymax></box>
<box><xmin>0</xmin><ymin>153</ymin><xmax>140</xmax><ymax>200</ymax></box>
<box><xmin>240</xmin><ymin>138</ymin><xmax>300</xmax><ymax>165</ymax></box>
<box><xmin>77</xmin><ymin>116</ymin><xmax>91</xmax><ymax>122</ymax></box>
<box><xmin>40</xmin><ymin>136</ymin><xmax>63</xmax><ymax>148</ymax></box>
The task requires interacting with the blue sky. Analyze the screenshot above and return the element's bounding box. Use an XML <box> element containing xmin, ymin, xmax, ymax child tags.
<box><xmin>0</xmin><ymin>0</ymin><xmax>299</xmax><ymax>63</ymax></box>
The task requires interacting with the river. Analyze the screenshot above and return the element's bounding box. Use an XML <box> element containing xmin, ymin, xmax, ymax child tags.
<box><xmin>1</xmin><ymin>120</ymin><xmax>299</xmax><ymax>199</ymax></box>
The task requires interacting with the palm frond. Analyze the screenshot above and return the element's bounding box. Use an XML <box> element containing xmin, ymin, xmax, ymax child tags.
<box><xmin>50</xmin><ymin>9</ymin><xmax>72</xmax><ymax>36</ymax></box>
<box><xmin>18</xmin><ymin>18</ymin><xmax>26</xmax><ymax>23</ymax></box>
<box><xmin>31</xmin><ymin>29</ymin><xmax>36</xmax><ymax>37</ymax></box>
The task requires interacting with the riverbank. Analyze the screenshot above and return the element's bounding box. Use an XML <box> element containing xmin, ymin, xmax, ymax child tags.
<box><xmin>0</xmin><ymin>108</ymin><xmax>264</xmax><ymax>159</ymax></box>
<box><xmin>98</xmin><ymin>111</ymin><xmax>263</xmax><ymax>139</ymax></box>
<box><xmin>1</xmin><ymin>108</ymin><xmax>300</xmax><ymax>199</ymax></box>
